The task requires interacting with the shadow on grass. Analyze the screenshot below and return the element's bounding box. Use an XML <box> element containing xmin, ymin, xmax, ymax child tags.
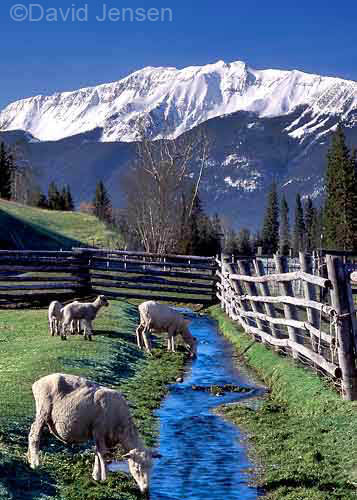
<box><xmin>59</xmin><ymin>329</ymin><xmax>146</xmax><ymax>386</ymax></box>
<box><xmin>0</xmin><ymin>207</ymin><xmax>82</xmax><ymax>250</ymax></box>
<box><xmin>0</xmin><ymin>454</ymin><xmax>57</xmax><ymax>500</ymax></box>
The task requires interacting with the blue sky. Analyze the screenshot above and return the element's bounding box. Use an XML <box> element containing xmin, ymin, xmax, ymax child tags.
<box><xmin>1</xmin><ymin>0</ymin><xmax>357</xmax><ymax>109</ymax></box>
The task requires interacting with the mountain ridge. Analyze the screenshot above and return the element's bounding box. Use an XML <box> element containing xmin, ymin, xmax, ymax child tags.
<box><xmin>1</xmin><ymin>59</ymin><xmax>357</xmax><ymax>143</ymax></box>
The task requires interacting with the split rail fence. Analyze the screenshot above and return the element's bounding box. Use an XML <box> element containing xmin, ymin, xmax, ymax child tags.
<box><xmin>0</xmin><ymin>248</ymin><xmax>217</xmax><ymax>307</ymax></box>
<box><xmin>217</xmin><ymin>252</ymin><xmax>357</xmax><ymax>400</ymax></box>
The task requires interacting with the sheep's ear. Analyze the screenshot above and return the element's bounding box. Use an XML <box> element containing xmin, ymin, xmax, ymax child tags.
<box><xmin>122</xmin><ymin>449</ymin><xmax>136</xmax><ymax>459</ymax></box>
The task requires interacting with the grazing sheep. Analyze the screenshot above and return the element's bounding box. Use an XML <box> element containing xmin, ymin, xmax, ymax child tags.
<box><xmin>28</xmin><ymin>373</ymin><xmax>160</xmax><ymax>492</ymax></box>
<box><xmin>48</xmin><ymin>301</ymin><xmax>63</xmax><ymax>336</ymax></box>
<box><xmin>61</xmin><ymin>295</ymin><xmax>109</xmax><ymax>340</ymax></box>
<box><xmin>136</xmin><ymin>300</ymin><xmax>197</xmax><ymax>358</ymax></box>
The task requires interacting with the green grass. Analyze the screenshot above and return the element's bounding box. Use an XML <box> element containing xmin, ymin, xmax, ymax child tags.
<box><xmin>0</xmin><ymin>301</ymin><xmax>187</xmax><ymax>500</ymax></box>
<box><xmin>210</xmin><ymin>305</ymin><xmax>357</xmax><ymax>500</ymax></box>
<box><xmin>0</xmin><ymin>199</ymin><xmax>122</xmax><ymax>250</ymax></box>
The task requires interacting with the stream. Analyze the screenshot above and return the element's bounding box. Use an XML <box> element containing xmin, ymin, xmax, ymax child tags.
<box><xmin>149</xmin><ymin>311</ymin><xmax>264</xmax><ymax>500</ymax></box>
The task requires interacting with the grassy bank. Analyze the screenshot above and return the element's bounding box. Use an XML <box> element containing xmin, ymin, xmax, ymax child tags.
<box><xmin>0</xmin><ymin>301</ymin><xmax>187</xmax><ymax>500</ymax></box>
<box><xmin>0</xmin><ymin>199</ymin><xmax>122</xmax><ymax>249</ymax></box>
<box><xmin>210</xmin><ymin>306</ymin><xmax>357</xmax><ymax>500</ymax></box>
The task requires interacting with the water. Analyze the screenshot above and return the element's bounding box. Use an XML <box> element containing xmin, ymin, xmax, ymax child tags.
<box><xmin>150</xmin><ymin>312</ymin><xmax>264</xmax><ymax>500</ymax></box>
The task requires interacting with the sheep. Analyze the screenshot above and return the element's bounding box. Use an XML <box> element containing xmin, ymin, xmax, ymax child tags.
<box><xmin>48</xmin><ymin>301</ymin><xmax>81</xmax><ymax>337</ymax></box>
<box><xmin>28</xmin><ymin>373</ymin><xmax>160</xmax><ymax>492</ymax></box>
<box><xmin>48</xmin><ymin>301</ymin><xmax>63</xmax><ymax>336</ymax></box>
<box><xmin>61</xmin><ymin>295</ymin><xmax>109</xmax><ymax>340</ymax></box>
<box><xmin>136</xmin><ymin>300</ymin><xmax>197</xmax><ymax>358</ymax></box>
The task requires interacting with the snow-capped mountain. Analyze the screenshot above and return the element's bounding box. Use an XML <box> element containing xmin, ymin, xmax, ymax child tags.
<box><xmin>1</xmin><ymin>60</ymin><xmax>357</xmax><ymax>143</ymax></box>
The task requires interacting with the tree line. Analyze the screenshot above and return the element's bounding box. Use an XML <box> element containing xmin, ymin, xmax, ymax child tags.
<box><xmin>2</xmin><ymin>123</ymin><xmax>356</xmax><ymax>256</ymax></box>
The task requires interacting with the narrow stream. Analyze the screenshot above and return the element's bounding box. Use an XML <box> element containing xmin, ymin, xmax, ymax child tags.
<box><xmin>150</xmin><ymin>311</ymin><xmax>264</xmax><ymax>500</ymax></box>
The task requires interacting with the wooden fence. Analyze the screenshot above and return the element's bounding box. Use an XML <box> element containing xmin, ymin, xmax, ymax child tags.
<box><xmin>0</xmin><ymin>248</ymin><xmax>217</xmax><ymax>306</ymax></box>
<box><xmin>217</xmin><ymin>252</ymin><xmax>357</xmax><ymax>400</ymax></box>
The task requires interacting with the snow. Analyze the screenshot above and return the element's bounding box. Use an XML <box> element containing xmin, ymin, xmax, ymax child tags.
<box><xmin>1</xmin><ymin>59</ymin><xmax>357</xmax><ymax>143</ymax></box>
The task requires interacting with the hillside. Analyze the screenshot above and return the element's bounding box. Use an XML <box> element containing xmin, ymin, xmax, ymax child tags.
<box><xmin>0</xmin><ymin>199</ymin><xmax>122</xmax><ymax>250</ymax></box>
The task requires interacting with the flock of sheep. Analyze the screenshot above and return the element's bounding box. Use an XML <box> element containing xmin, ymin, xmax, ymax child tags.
<box><xmin>29</xmin><ymin>296</ymin><xmax>198</xmax><ymax>494</ymax></box>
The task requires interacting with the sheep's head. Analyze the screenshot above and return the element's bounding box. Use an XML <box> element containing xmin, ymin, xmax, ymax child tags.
<box><xmin>122</xmin><ymin>448</ymin><xmax>161</xmax><ymax>493</ymax></box>
<box><xmin>182</xmin><ymin>320</ymin><xmax>197</xmax><ymax>358</ymax></box>
<box><xmin>98</xmin><ymin>295</ymin><xmax>109</xmax><ymax>307</ymax></box>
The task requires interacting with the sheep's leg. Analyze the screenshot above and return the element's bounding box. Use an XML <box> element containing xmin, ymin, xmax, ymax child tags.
<box><xmin>61</xmin><ymin>319</ymin><xmax>70</xmax><ymax>340</ymax></box>
<box><xmin>82</xmin><ymin>319</ymin><xmax>93</xmax><ymax>341</ymax></box>
<box><xmin>49</xmin><ymin>318</ymin><xmax>54</xmax><ymax>336</ymax></box>
<box><xmin>141</xmin><ymin>325</ymin><xmax>153</xmax><ymax>354</ymax></box>
<box><xmin>136</xmin><ymin>324</ymin><xmax>144</xmax><ymax>349</ymax></box>
<box><xmin>167</xmin><ymin>327</ymin><xmax>176</xmax><ymax>352</ymax></box>
<box><xmin>93</xmin><ymin>437</ymin><xmax>107</xmax><ymax>481</ymax></box>
<box><xmin>28</xmin><ymin>412</ymin><xmax>47</xmax><ymax>468</ymax></box>
<box><xmin>92</xmin><ymin>455</ymin><xmax>101</xmax><ymax>481</ymax></box>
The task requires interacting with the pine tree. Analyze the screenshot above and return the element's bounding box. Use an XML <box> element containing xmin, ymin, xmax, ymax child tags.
<box><xmin>293</xmin><ymin>194</ymin><xmax>305</xmax><ymax>255</ymax></box>
<box><xmin>261</xmin><ymin>181</ymin><xmax>279</xmax><ymax>255</ymax></box>
<box><xmin>63</xmin><ymin>185</ymin><xmax>74</xmax><ymax>211</ymax></box>
<box><xmin>304</xmin><ymin>197</ymin><xmax>315</xmax><ymax>252</ymax></box>
<box><xmin>48</xmin><ymin>181</ymin><xmax>61</xmax><ymax>210</ymax></box>
<box><xmin>324</xmin><ymin>125</ymin><xmax>357</xmax><ymax>250</ymax></box>
<box><xmin>279</xmin><ymin>195</ymin><xmax>290</xmax><ymax>255</ymax></box>
<box><xmin>0</xmin><ymin>143</ymin><xmax>12</xmax><ymax>200</ymax></box>
<box><xmin>93</xmin><ymin>180</ymin><xmax>112</xmax><ymax>223</ymax></box>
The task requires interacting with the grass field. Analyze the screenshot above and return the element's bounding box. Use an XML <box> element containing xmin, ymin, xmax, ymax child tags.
<box><xmin>0</xmin><ymin>300</ymin><xmax>187</xmax><ymax>500</ymax></box>
<box><xmin>210</xmin><ymin>306</ymin><xmax>357</xmax><ymax>500</ymax></box>
<box><xmin>0</xmin><ymin>199</ymin><xmax>122</xmax><ymax>250</ymax></box>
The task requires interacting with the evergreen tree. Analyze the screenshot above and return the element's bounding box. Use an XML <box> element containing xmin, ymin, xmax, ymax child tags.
<box><xmin>63</xmin><ymin>185</ymin><xmax>74</xmax><ymax>211</ymax></box>
<box><xmin>324</xmin><ymin>125</ymin><xmax>357</xmax><ymax>250</ymax></box>
<box><xmin>279</xmin><ymin>195</ymin><xmax>290</xmax><ymax>255</ymax></box>
<box><xmin>293</xmin><ymin>194</ymin><xmax>305</xmax><ymax>255</ymax></box>
<box><xmin>0</xmin><ymin>143</ymin><xmax>13</xmax><ymax>200</ymax></box>
<box><xmin>48</xmin><ymin>182</ymin><xmax>61</xmax><ymax>210</ymax></box>
<box><xmin>93</xmin><ymin>180</ymin><xmax>112</xmax><ymax>223</ymax></box>
<box><xmin>261</xmin><ymin>181</ymin><xmax>279</xmax><ymax>255</ymax></box>
<box><xmin>304</xmin><ymin>197</ymin><xmax>315</xmax><ymax>252</ymax></box>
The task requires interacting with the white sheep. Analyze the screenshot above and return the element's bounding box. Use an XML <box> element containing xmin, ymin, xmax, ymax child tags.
<box><xmin>48</xmin><ymin>301</ymin><xmax>81</xmax><ymax>337</ymax></box>
<box><xmin>61</xmin><ymin>295</ymin><xmax>109</xmax><ymax>340</ymax></box>
<box><xmin>136</xmin><ymin>300</ymin><xmax>197</xmax><ymax>358</ymax></box>
<box><xmin>28</xmin><ymin>373</ymin><xmax>160</xmax><ymax>491</ymax></box>
<box><xmin>48</xmin><ymin>301</ymin><xmax>62</xmax><ymax>336</ymax></box>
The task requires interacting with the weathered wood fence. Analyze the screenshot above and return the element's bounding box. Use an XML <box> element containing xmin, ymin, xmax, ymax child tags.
<box><xmin>217</xmin><ymin>252</ymin><xmax>357</xmax><ymax>400</ymax></box>
<box><xmin>0</xmin><ymin>248</ymin><xmax>217</xmax><ymax>306</ymax></box>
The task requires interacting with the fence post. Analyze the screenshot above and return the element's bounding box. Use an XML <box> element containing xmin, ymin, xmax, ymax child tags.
<box><xmin>237</xmin><ymin>260</ymin><xmax>270</xmax><ymax>344</ymax></box>
<box><xmin>326</xmin><ymin>255</ymin><xmax>357</xmax><ymax>401</ymax></box>
<box><xmin>274</xmin><ymin>254</ymin><xmax>300</xmax><ymax>359</ymax></box>
<box><xmin>299</xmin><ymin>252</ymin><xmax>319</xmax><ymax>353</ymax></box>
<box><xmin>72</xmin><ymin>249</ymin><xmax>92</xmax><ymax>297</ymax></box>
<box><xmin>253</xmin><ymin>259</ymin><xmax>280</xmax><ymax>339</ymax></box>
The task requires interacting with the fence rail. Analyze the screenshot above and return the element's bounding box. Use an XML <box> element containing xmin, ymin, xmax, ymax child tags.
<box><xmin>217</xmin><ymin>252</ymin><xmax>357</xmax><ymax>400</ymax></box>
<box><xmin>0</xmin><ymin>248</ymin><xmax>217</xmax><ymax>306</ymax></box>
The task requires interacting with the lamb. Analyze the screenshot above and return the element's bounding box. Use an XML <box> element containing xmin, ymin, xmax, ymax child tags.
<box><xmin>28</xmin><ymin>373</ymin><xmax>160</xmax><ymax>492</ymax></box>
<box><xmin>48</xmin><ymin>301</ymin><xmax>62</xmax><ymax>336</ymax></box>
<box><xmin>136</xmin><ymin>300</ymin><xmax>197</xmax><ymax>358</ymax></box>
<box><xmin>61</xmin><ymin>295</ymin><xmax>109</xmax><ymax>340</ymax></box>
<box><xmin>48</xmin><ymin>301</ymin><xmax>81</xmax><ymax>337</ymax></box>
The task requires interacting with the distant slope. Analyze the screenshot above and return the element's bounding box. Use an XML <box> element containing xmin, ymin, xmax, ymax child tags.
<box><xmin>0</xmin><ymin>200</ymin><xmax>122</xmax><ymax>250</ymax></box>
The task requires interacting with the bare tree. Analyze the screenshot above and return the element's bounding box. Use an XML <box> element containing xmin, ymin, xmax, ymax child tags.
<box><xmin>122</xmin><ymin>124</ymin><xmax>210</xmax><ymax>254</ymax></box>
